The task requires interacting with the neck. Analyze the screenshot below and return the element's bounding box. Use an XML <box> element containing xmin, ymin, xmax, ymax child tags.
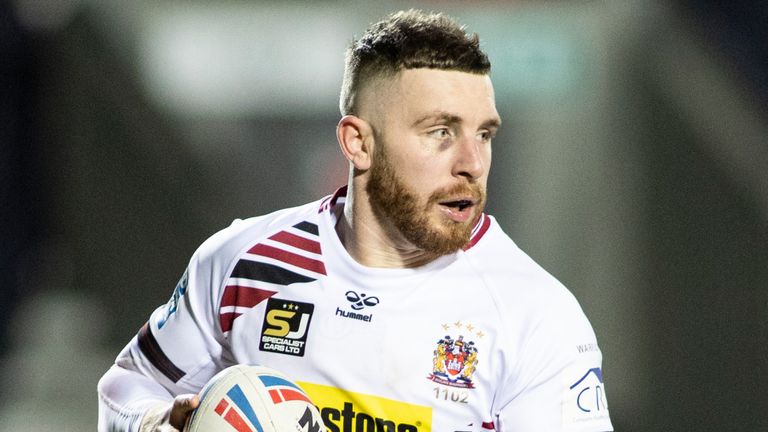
<box><xmin>334</xmin><ymin>189</ymin><xmax>440</xmax><ymax>269</ymax></box>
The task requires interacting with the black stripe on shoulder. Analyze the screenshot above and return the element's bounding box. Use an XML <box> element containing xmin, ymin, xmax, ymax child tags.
<box><xmin>293</xmin><ymin>221</ymin><xmax>319</xmax><ymax>236</ymax></box>
<box><xmin>231</xmin><ymin>259</ymin><xmax>316</xmax><ymax>285</ymax></box>
<box><xmin>137</xmin><ymin>322</ymin><xmax>186</xmax><ymax>383</ymax></box>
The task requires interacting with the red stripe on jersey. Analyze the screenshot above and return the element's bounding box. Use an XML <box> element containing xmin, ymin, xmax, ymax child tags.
<box><xmin>318</xmin><ymin>186</ymin><xmax>347</xmax><ymax>213</ymax></box>
<box><xmin>221</xmin><ymin>285</ymin><xmax>277</xmax><ymax>309</ymax></box>
<box><xmin>279</xmin><ymin>388</ymin><xmax>313</xmax><ymax>404</ymax></box>
<box><xmin>463</xmin><ymin>213</ymin><xmax>491</xmax><ymax>251</ymax></box>
<box><xmin>219</xmin><ymin>312</ymin><xmax>242</xmax><ymax>333</ymax></box>
<box><xmin>268</xmin><ymin>231</ymin><xmax>322</xmax><ymax>255</ymax></box>
<box><xmin>248</xmin><ymin>243</ymin><xmax>327</xmax><ymax>275</ymax></box>
<box><xmin>482</xmin><ymin>421</ymin><xmax>495</xmax><ymax>430</ymax></box>
<box><xmin>331</xmin><ymin>185</ymin><xmax>348</xmax><ymax>206</ymax></box>
<box><xmin>318</xmin><ymin>196</ymin><xmax>333</xmax><ymax>213</ymax></box>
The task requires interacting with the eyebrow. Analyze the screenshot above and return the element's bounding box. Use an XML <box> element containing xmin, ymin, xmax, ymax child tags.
<box><xmin>481</xmin><ymin>117</ymin><xmax>502</xmax><ymax>130</ymax></box>
<box><xmin>412</xmin><ymin>111</ymin><xmax>462</xmax><ymax>127</ymax></box>
<box><xmin>412</xmin><ymin>110</ymin><xmax>502</xmax><ymax>130</ymax></box>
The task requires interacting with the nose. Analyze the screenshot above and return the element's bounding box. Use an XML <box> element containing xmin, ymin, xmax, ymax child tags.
<box><xmin>452</xmin><ymin>134</ymin><xmax>487</xmax><ymax>181</ymax></box>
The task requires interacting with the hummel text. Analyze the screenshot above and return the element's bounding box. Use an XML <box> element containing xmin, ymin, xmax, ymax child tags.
<box><xmin>335</xmin><ymin>307</ymin><xmax>373</xmax><ymax>322</ymax></box>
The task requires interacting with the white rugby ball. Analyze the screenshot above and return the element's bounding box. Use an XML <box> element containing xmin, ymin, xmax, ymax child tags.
<box><xmin>186</xmin><ymin>364</ymin><xmax>326</xmax><ymax>432</ymax></box>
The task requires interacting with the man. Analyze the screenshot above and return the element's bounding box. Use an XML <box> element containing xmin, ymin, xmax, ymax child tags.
<box><xmin>98</xmin><ymin>9</ymin><xmax>613</xmax><ymax>432</ymax></box>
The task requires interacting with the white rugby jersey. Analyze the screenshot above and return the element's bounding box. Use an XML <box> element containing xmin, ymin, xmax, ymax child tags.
<box><xmin>98</xmin><ymin>187</ymin><xmax>613</xmax><ymax>432</ymax></box>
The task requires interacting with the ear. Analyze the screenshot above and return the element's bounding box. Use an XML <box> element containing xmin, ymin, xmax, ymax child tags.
<box><xmin>337</xmin><ymin>115</ymin><xmax>374</xmax><ymax>171</ymax></box>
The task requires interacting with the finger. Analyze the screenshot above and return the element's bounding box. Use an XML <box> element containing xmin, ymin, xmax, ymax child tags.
<box><xmin>169</xmin><ymin>394</ymin><xmax>199</xmax><ymax>430</ymax></box>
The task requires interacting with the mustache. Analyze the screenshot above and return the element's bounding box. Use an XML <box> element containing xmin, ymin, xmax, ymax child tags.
<box><xmin>427</xmin><ymin>182</ymin><xmax>485</xmax><ymax>205</ymax></box>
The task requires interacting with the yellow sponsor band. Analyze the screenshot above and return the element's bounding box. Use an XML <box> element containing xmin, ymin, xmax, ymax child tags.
<box><xmin>298</xmin><ymin>382</ymin><xmax>432</xmax><ymax>432</ymax></box>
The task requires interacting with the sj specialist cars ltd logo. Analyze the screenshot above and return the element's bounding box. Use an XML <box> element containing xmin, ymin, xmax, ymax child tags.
<box><xmin>335</xmin><ymin>290</ymin><xmax>379</xmax><ymax>323</ymax></box>
<box><xmin>259</xmin><ymin>297</ymin><xmax>315</xmax><ymax>357</ymax></box>
<box><xmin>427</xmin><ymin>321</ymin><xmax>482</xmax><ymax>389</ymax></box>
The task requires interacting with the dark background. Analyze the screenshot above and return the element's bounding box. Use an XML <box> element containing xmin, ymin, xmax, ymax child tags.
<box><xmin>1</xmin><ymin>1</ymin><xmax>766</xmax><ymax>430</ymax></box>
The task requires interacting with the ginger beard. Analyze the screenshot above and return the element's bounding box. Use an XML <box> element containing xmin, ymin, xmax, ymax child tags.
<box><xmin>366</xmin><ymin>143</ymin><xmax>486</xmax><ymax>256</ymax></box>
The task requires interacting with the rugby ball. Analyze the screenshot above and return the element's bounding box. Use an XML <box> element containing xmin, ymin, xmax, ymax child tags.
<box><xmin>186</xmin><ymin>364</ymin><xmax>326</xmax><ymax>432</ymax></box>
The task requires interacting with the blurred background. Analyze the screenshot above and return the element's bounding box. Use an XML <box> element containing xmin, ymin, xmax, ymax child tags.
<box><xmin>1</xmin><ymin>0</ymin><xmax>766</xmax><ymax>430</ymax></box>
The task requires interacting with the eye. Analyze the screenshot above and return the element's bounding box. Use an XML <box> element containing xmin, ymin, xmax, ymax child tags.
<box><xmin>428</xmin><ymin>128</ymin><xmax>451</xmax><ymax>139</ymax></box>
<box><xmin>478</xmin><ymin>129</ymin><xmax>496</xmax><ymax>143</ymax></box>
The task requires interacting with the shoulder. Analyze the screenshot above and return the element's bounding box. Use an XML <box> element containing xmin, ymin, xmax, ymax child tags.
<box><xmin>463</xmin><ymin>215</ymin><xmax>566</xmax><ymax>298</ymax></box>
<box><xmin>193</xmin><ymin>198</ymin><xmax>325</xmax><ymax>268</ymax></box>
<box><xmin>463</xmin><ymin>215</ymin><xmax>595</xmax><ymax>338</ymax></box>
<box><xmin>466</xmin><ymin>217</ymin><xmax>611</xmax><ymax>428</ymax></box>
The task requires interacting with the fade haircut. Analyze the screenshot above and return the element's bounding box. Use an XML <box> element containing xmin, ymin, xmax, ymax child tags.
<box><xmin>340</xmin><ymin>9</ymin><xmax>491</xmax><ymax>116</ymax></box>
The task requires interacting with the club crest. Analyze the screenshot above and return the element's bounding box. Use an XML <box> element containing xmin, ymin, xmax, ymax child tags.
<box><xmin>428</xmin><ymin>323</ymin><xmax>481</xmax><ymax>389</ymax></box>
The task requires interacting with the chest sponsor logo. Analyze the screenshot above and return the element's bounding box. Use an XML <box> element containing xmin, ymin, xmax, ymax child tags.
<box><xmin>562</xmin><ymin>366</ymin><xmax>611</xmax><ymax>429</ymax></box>
<box><xmin>298</xmin><ymin>382</ymin><xmax>432</xmax><ymax>432</ymax></box>
<box><xmin>335</xmin><ymin>290</ymin><xmax>378</xmax><ymax>323</ymax></box>
<box><xmin>428</xmin><ymin>321</ymin><xmax>482</xmax><ymax>389</ymax></box>
<box><xmin>259</xmin><ymin>297</ymin><xmax>314</xmax><ymax>357</ymax></box>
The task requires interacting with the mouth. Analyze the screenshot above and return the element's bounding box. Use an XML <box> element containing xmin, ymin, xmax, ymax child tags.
<box><xmin>440</xmin><ymin>199</ymin><xmax>474</xmax><ymax>211</ymax></box>
<box><xmin>438</xmin><ymin>198</ymin><xmax>476</xmax><ymax>222</ymax></box>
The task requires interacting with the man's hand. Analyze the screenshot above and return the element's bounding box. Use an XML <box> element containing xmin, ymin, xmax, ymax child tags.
<box><xmin>139</xmin><ymin>394</ymin><xmax>199</xmax><ymax>432</ymax></box>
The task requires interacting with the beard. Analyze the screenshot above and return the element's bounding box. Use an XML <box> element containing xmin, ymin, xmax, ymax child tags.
<box><xmin>366</xmin><ymin>144</ymin><xmax>486</xmax><ymax>256</ymax></box>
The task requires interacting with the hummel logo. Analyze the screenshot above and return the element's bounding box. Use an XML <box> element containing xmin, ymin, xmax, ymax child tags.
<box><xmin>345</xmin><ymin>290</ymin><xmax>379</xmax><ymax>310</ymax></box>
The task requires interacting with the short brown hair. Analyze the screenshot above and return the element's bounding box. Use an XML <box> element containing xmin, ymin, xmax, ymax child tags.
<box><xmin>340</xmin><ymin>9</ymin><xmax>491</xmax><ymax>116</ymax></box>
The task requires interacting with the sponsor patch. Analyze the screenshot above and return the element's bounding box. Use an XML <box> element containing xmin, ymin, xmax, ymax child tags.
<box><xmin>259</xmin><ymin>297</ymin><xmax>315</xmax><ymax>357</ymax></box>
<box><xmin>561</xmin><ymin>365</ymin><xmax>612</xmax><ymax>430</ymax></box>
<box><xmin>298</xmin><ymin>382</ymin><xmax>432</xmax><ymax>432</ymax></box>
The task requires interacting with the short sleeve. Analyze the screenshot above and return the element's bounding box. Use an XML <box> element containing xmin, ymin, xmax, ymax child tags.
<box><xmin>115</xmin><ymin>238</ymin><xmax>233</xmax><ymax>395</ymax></box>
<box><xmin>495</xmin><ymin>290</ymin><xmax>613</xmax><ymax>432</ymax></box>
